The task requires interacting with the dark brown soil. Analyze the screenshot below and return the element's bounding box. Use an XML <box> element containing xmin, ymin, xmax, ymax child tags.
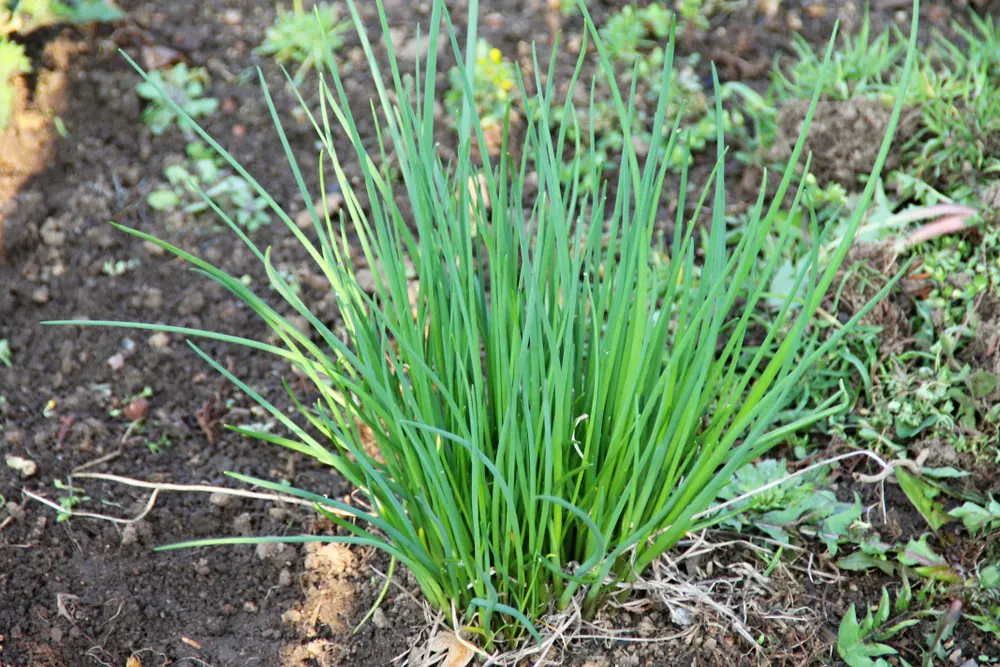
<box><xmin>1</xmin><ymin>0</ymin><xmax>997</xmax><ymax>666</ymax></box>
<box><xmin>767</xmin><ymin>98</ymin><xmax>921</xmax><ymax>188</ymax></box>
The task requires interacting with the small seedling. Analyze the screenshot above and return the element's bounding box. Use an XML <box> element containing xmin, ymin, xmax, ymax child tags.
<box><xmin>101</xmin><ymin>257</ymin><xmax>141</xmax><ymax>276</ymax></box>
<box><xmin>53</xmin><ymin>478</ymin><xmax>89</xmax><ymax>522</ymax></box>
<box><xmin>148</xmin><ymin>142</ymin><xmax>270</xmax><ymax>233</ymax></box>
<box><xmin>257</xmin><ymin>0</ymin><xmax>350</xmax><ymax>84</ymax></box>
<box><xmin>0</xmin><ymin>338</ymin><xmax>11</xmax><ymax>367</ymax></box>
<box><xmin>675</xmin><ymin>0</ymin><xmax>711</xmax><ymax>32</ymax></box>
<box><xmin>147</xmin><ymin>433</ymin><xmax>171</xmax><ymax>455</ymax></box>
<box><xmin>136</xmin><ymin>63</ymin><xmax>219</xmax><ymax>137</ymax></box>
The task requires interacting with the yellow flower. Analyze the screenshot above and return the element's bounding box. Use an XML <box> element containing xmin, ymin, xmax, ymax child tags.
<box><xmin>489</xmin><ymin>48</ymin><xmax>502</xmax><ymax>64</ymax></box>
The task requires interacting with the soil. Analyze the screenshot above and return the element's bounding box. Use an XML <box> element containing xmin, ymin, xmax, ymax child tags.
<box><xmin>0</xmin><ymin>0</ymin><xmax>997</xmax><ymax>666</ymax></box>
<box><xmin>767</xmin><ymin>99</ymin><xmax>922</xmax><ymax>188</ymax></box>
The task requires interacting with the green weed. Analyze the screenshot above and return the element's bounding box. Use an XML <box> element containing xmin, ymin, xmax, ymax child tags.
<box><xmin>257</xmin><ymin>0</ymin><xmax>350</xmax><ymax>85</ymax></box>
<box><xmin>147</xmin><ymin>433</ymin><xmax>171</xmax><ymax>455</ymax></box>
<box><xmin>772</xmin><ymin>11</ymin><xmax>904</xmax><ymax>105</ymax></box>
<box><xmin>53</xmin><ymin>478</ymin><xmax>89</xmax><ymax>522</ymax></box>
<box><xmin>147</xmin><ymin>142</ymin><xmax>271</xmax><ymax>233</ymax></box>
<box><xmin>838</xmin><ymin>583</ymin><xmax>922</xmax><ymax>667</ymax></box>
<box><xmin>444</xmin><ymin>38</ymin><xmax>516</xmax><ymax>130</ymax></box>
<box><xmin>714</xmin><ymin>458</ymin><xmax>863</xmax><ymax>554</ymax></box>
<box><xmin>136</xmin><ymin>63</ymin><xmax>219</xmax><ymax>137</ymax></box>
<box><xmin>838</xmin><ymin>532</ymin><xmax>1000</xmax><ymax>664</ymax></box>
<box><xmin>598</xmin><ymin>3</ymin><xmax>671</xmax><ymax>61</ymax></box>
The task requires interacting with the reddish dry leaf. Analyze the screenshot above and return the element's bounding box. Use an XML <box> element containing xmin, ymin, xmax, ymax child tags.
<box><xmin>140</xmin><ymin>45</ymin><xmax>183</xmax><ymax>71</ymax></box>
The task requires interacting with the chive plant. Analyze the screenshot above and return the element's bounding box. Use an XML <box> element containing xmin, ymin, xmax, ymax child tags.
<box><xmin>49</xmin><ymin>0</ymin><xmax>920</xmax><ymax>645</ymax></box>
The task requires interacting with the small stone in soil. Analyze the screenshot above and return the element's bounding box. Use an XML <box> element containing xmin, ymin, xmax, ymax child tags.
<box><xmin>40</xmin><ymin>219</ymin><xmax>66</xmax><ymax>246</ymax></box>
<box><xmin>123</xmin><ymin>397</ymin><xmax>150</xmax><ymax>422</ymax></box>
<box><xmin>5</xmin><ymin>455</ymin><xmax>38</xmax><ymax>478</ymax></box>
<box><xmin>221</xmin><ymin>8</ymin><xmax>242</xmax><ymax>25</ymax></box>
<box><xmin>256</xmin><ymin>541</ymin><xmax>289</xmax><ymax>563</ymax></box>
<box><xmin>233</xmin><ymin>512</ymin><xmax>253</xmax><ymax>536</ymax></box>
<box><xmin>287</xmin><ymin>314</ymin><xmax>310</xmax><ymax>336</ymax></box>
<box><xmin>143</xmin><ymin>240</ymin><xmax>166</xmax><ymax>256</ymax></box>
<box><xmin>670</xmin><ymin>606</ymin><xmax>694</xmax><ymax>627</ymax></box>
<box><xmin>209</xmin><ymin>492</ymin><xmax>236</xmax><ymax>508</ymax></box>
<box><xmin>354</xmin><ymin>267</ymin><xmax>383</xmax><ymax>294</ymax></box>
<box><xmin>3</xmin><ymin>428</ymin><xmax>26</xmax><ymax>445</ymax></box>
<box><xmin>121</xmin><ymin>522</ymin><xmax>139</xmax><ymax>546</ymax></box>
<box><xmin>295</xmin><ymin>192</ymin><xmax>345</xmax><ymax>229</ymax></box>
<box><xmin>107</xmin><ymin>352</ymin><xmax>126</xmax><ymax>370</ymax></box>
<box><xmin>372</xmin><ymin>607</ymin><xmax>389</xmax><ymax>629</ymax></box>
<box><xmin>148</xmin><ymin>332</ymin><xmax>171</xmax><ymax>349</ymax></box>
<box><xmin>31</xmin><ymin>286</ymin><xmax>50</xmax><ymax>304</ymax></box>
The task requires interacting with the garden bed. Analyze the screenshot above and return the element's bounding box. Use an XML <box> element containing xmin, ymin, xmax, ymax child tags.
<box><xmin>1</xmin><ymin>0</ymin><xmax>998</xmax><ymax>665</ymax></box>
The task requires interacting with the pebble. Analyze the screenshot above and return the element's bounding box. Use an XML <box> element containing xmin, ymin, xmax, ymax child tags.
<box><xmin>5</xmin><ymin>502</ymin><xmax>26</xmax><ymax>521</ymax></box>
<box><xmin>287</xmin><ymin>314</ymin><xmax>311</xmax><ymax>336</ymax></box>
<box><xmin>40</xmin><ymin>219</ymin><xmax>65</xmax><ymax>246</ymax></box>
<box><xmin>354</xmin><ymin>268</ymin><xmax>378</xmax><ymax>294</ymax></box>
<box><xmin>177</xmin><ymin>290</ymin><xmax>206</xmax><ymax>316</ymax></box>
<box><xmin>31</xmin><ymin>286</ymin><xmax>50</xmax><ymax>304</ymax></box>
<box><xmin>233</xmin><ymin>512</ymin><xmax>253</xmax><ymax>536</ymax></box>
<box><xmin>221</xmin><ymin>8</ymin><xmax>243</xmax><ymax>26</ymax></box>
<box><xmin>143</xmin><ymin>240</ymin><xmax>166</xmax><ymax>257</ymax></box>
<box><xmin>372</xmin><ymin>608</ymin><xmax>389</xmax><ymax>629</ymax></box>
<box><xmin>124</xmin><ymin>397</ymin><xmax>150</xmax><ymax>422</ymax></box>
<box><xmin>148</xmin><ymin>332</ymin><xmax>171</xmax><ymax>349</ymax></box>
<box><xmin>255</xmin><ymin>541</ymin><xmax>289</xmax><ymax>563</ymax></box>
<box><xmin>669</xmin><ymin>605</ymin><xmax>694</xmax><ymax>627</ymax></box>
<box><xmin>3</xmin><ymin>428</ymin><xmax>26</xmax><ymax>445</ymax></box>
<box><xmin>209</xmin><ymin>491</ymin><xmax>236</xmax><ymax>508</ymax></box>
<box><xmin>278</xmin><ymin>568</ymin><xmax>293</xmax><ymax>586</ymax></box>
<box><xmin>294</xmin><ymin>192</ymin><xmax>345</xmax><ymax>230</ymax></box>
<box><xmin>121</xmin><ymin>523</ymin><xmax>139</xmax><ymax>546</ymax></box>
<box><xmin>5</xmin><ymin>455</ymin><xmax>38</xmax><ymax>478</ymax></box>
<box><xmin>107</xmin><ymin>352</ymin><xmax>126</xmax><ymax>370</ymax></box>
<box><xmin>142</xmin><ymin>287</ymin><xmax>164</xmax><ymax>311</ymax></box>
